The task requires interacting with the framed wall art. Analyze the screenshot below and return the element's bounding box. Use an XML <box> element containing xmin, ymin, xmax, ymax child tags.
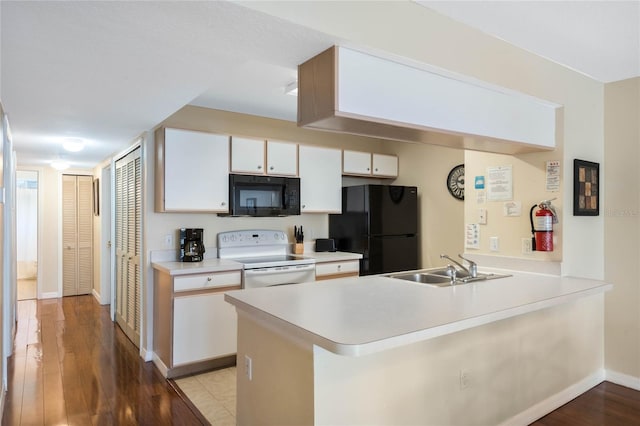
<box><xmin>573</xmin><ymin>159</ymin><xmax>599</xmax><ymax>216</ymax></box>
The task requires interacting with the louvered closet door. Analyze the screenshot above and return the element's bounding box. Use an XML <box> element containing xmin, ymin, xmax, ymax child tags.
<box><xmin>62</xmin><ymin>175</ymin><xmax>93</xmax><ymax>296</ymax></box>
<box><xmin>115</xmin><ymin>147</ymin><xmax>141</xmax><ymax>347</ymax></box>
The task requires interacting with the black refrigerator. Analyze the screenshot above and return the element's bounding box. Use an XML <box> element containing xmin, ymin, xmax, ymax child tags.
<box><xmin>329</xmin><ymin>184</ymin><xmax>419</xmax><ymax>275</ymax></box>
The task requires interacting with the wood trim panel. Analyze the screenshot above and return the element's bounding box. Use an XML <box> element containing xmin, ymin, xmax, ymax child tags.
<box><xmin>153</xmin><ymin>271</ymin><xmax>173</xmax><ymax>367</ymax></box>
<box><xmin>315</xmin><ymin>271</ymin><xmax>359</xmax><ymax>281</ymax></box>
<box><xmin>172</xmin><ymin>285</ymin><xmax>241</xmax><ymax>298</ymax></box>
<box><xmin>154</xmin><ymin>127</ymin><xmax>166</xmax><ymax>212</ymax></box>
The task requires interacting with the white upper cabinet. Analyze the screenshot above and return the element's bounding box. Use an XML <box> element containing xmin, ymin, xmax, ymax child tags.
<box><xmin>231</xmin><ymin>137</ymin><xmax>266</xmax><ymax>174</ymax></box>
<box><xmin>372</xmin><ymin>154</ymin><xmax>398</xmax><ymax>177</ymax></box>
<box><xmin>155</xmin><ymin>128</ymin><xmax>230</xmax><ymax>213</ymax></box>
<box><xmin>266</xmin><ymin>140</ymin><xmax>298</xmax><ymax>176</ymax></box>
<box><xmin>343</xmin><ymin>150</ymin><xmax>371</xmax><ymax>175</ymax></box>
<box><xmin>343</xmin><ymin>150</ymin><xmax>398</xmax><ymax>178</ymax></box>
<box><xmin>299</xmin><ymin>46</ymin><xmax>560</xmax><ymax>155</ymax></box>
<box><xmin>299</xmin><ymin>145</ymin><xmax>342</xmax><ymax>213</ymax></box>
<box><xmin>231</xmin><ymin>137</ymin><xmax>298</xmax><ymax>176</ymax></box>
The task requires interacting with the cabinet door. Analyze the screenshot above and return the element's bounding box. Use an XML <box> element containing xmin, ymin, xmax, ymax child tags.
<box><xmin>372</xmin><ymin>154</ymin><xmax>398</xmax><ymax>177</ymax></box>
<box><xmin>231</xmin><ymin>137</ymin><xmax>265</xmax><ymax>174</ymax></box>
<box><xmin>266</xmin><ymin>140</ymin><xmax>298</xmax><ymax>176</ymax></box>
<box><xmin>161</xmin><ymin>128</ymin><xmax>229</xmax><ymax>212</ymax></box>
<box><xmin>299</xmin><ymin>145</ymin><xmax>342</xmax><ymax>213</ymax></box>
<box><xmin>343</xmin><ymin>150</ymin><xmax>372</xmax><ymax>175</ymax></box>
<box><xmin>173</xmin><ymin>292</ymin><xmax>237</xmax><ymax>366</ymax></box>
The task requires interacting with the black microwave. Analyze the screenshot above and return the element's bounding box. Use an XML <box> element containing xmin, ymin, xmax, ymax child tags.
<box><xmin>227</xmin><ymin>174</ymin><xmax>300</xmax><ymax>217</ymax></box>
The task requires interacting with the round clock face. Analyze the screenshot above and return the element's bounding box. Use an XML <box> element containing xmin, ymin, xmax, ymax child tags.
<box><xmin>447</xmin><ymin>164</ymin><xmax>465</xmax><ymax>200</ymax></box>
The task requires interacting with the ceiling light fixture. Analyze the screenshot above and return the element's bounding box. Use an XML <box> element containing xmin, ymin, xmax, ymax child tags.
<box><xmin>63</xmin><ymin>137</ymin><xmax>85</xmax><ymax>152</ymax></box>
<box><xmin>284</xmin><ymin>80</ymin><xmax>298</xmax><ymax>96</ymax></box>
<box><xmin>51</xmin><ymin>159</ymin><xmax>70</xmax><ymax>170</ymax></box>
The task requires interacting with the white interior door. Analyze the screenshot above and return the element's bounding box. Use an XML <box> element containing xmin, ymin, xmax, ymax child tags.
<box><xmin>62</xmin><ymin>174</ymin><xmax>93</xmax><ymax>296</ymax></box>
<box><xmin>114</xmin><ymin>147</ymin><xmax>141</xmax><ymax>347</ymax></box>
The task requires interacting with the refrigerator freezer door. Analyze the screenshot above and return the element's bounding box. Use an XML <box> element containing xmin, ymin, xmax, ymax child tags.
<box><xmin>367</xmin><ymin>185</ymin><xmax>418</xmax><ymax>236</ymax></box>
<box><xmin>363</xmin><ymin>235</ymin><xmax>419</xmax><ymax>275</ymax></box>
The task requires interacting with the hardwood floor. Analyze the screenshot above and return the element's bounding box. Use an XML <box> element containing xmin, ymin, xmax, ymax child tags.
<box><xmin>2</xmin><ymin>296</ymin><xmax>205</xmax><ymax>425</ymax></box>
<box><xmin>532</xmin><ymin>381</ymin><xmax>640</xmax><ymax>425</ymax></box>
<box><xmin>2</xmin><ymin>296</ymin><xmax>639</xmax><ymax>425</ymax></box>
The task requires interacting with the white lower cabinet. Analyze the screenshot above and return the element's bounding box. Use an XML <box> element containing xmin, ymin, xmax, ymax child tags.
<box><xmin>153</xmin><ymin>268</ymin><xmax>241</xmax><ymax>378</ymax></box>
<box><xmin>173</xmin><ymin>292</ymin><xmax>237</xmax><ymax>366</ymax></box>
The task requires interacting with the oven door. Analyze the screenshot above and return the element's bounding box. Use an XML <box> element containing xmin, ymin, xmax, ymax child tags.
<box><xmin>243</xmin><ymin>264</ymin><xmax>315</xmax><ymax>289</ymax></box>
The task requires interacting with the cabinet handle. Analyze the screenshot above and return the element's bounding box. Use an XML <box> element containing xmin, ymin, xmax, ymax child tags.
<box><xmin>366</xmin><ymin>167</ymin><xmax>370</xmax><ymax>171</ymax></box>
<box><xmin>269</xmin><ymin>166</ymin><xmax>274</xmax><ymax>170</ymax></box>
<box><xmin>302</xmin><ymin>204</ymin><xmax>306</xmax><ymax>209</ymax></box>
<box><xmin>221</xmin><ymin>202</ymin><xmax>226</xmax><ymax>206</ymax></box>
<box><xmin>375</xmin><ymin>168</ymin><xmax>379</xmax><ymax>172</ymax></box>
<box><xmin>207</xmin><ymin>277</ymin><xmax>212</xmax><ymax>282</ymax></box>
<box><xmin>257</xmin><ymin>165</ymin><xmax>262</xmax><ymax>170</ymax></box>
<box><xmin>337</xmin><ymin>265</ymin><xmax>342</xmax><ymax>270</ymax></box>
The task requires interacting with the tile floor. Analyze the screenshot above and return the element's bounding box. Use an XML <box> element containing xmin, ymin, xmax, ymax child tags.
<box><xmin>174</xmin><ymin>366</ymin><xmax>237</xmax><ymax>425</ymax></box>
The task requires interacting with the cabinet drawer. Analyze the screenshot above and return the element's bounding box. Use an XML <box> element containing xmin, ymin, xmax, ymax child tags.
<box><xmin>315</xmin><ymin>260</ymin><xmax>360</xmax><ymax>277</ymax></box>
<box><xmin>174</xmin><ymin>271</ymin><xmax>241</xmax><ymax>292</ymax></box>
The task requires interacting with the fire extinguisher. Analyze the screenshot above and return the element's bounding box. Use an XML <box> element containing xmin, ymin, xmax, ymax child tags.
<box><xmin>530</xmin><ymin>199</ymin><xmax>558</xmax><ymax>251</ymax></box>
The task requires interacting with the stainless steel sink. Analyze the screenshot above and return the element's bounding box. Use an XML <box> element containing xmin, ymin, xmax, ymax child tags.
<box><xmin>387</xmin><ymin>267</ymin><xmax>511</xmax><ymax>287</ymax></box>
<box><xmin>390</xmin><ymin>273</ymin><xmax>454</xmax><ymax>287</ymax></box>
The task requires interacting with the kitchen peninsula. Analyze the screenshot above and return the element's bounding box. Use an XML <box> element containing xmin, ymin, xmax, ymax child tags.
<box><xmin>225</xmin><ymin>271</ymin><xmax>611</xmax><ymax>425</ymax></box>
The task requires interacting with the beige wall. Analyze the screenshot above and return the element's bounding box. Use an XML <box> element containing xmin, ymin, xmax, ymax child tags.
<box><xmin>391</xmin><ymin>142</ymin><xmax>464</xmax><ymax>267</ymax></box>
<box><xmin>464</xmin><ymin>150</ymin><xmax>562</xmax><ymax>261</ymax></box>
<box><xmin>603</xmin><ymin>77</ymin><xmax>640</xmax><ymax>380</ymax></box>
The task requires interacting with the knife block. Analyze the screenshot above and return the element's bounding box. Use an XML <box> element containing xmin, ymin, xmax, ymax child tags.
<box><xmin>293</xmin><ymin>243</ymin><xmax>304</xmax><ymax>254</ymax></box>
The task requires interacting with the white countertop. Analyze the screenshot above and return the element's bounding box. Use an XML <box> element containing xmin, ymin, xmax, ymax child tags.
<box><xmin>295</xmin><ymin>251</ymin><xmax>363</xmax><ymax>263</ymax></box>
<box><xmin>152</xmin><ymin>258</ymin><xmax>243</xmax><ymax>276</ymax></box>
<box><xmin>225</xmin><ymin>270</ymin><xmax>611</xmax><ymax>357</ymax></box>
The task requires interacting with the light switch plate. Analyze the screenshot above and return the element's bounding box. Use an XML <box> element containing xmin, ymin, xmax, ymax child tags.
<box><xmin>489</xmin><ymin>236</ymin><xmax>499</xmax><ymax>252</ymax></box>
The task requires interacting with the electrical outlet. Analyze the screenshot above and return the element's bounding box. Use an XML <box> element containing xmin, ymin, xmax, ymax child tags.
<box><xmin>522</xmin><ymin>237</ymin><xmax>532</xmax><ymax>254</ymax></box>
<box><xmin>478</xmin><ymin>208</ymin><xmax>487</xmax><ymax>225</ymax></box>
<box><xmin>244</xmin><ymin>355</ymin><xmax>253</xmax><ymax>381</ymax></box>
<box><xmin>489</xmin><ymin>236</ymin><xmax>499</xmax><ymax>252</ymax></box>
<box><xmin>163</xmin><ymin>234</ymin><xmax>173</xmax><ymax>247</ymax></box>
<box><xmin>459</xmin><ymin>369</ymin><xmax>470</xmax><ymax>390</ymax></box>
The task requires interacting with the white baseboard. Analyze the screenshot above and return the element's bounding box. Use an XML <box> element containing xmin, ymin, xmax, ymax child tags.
<box><xmin>606</xmin><ymin>369</ymin><xmax>640</xmax><ymax>391</ymax></box>
<box><xmin>140</xmin><ymin>347</ymin><xmax>154</xmax><ymax>362</ymax></box>
<box><xmin>40</xmin><ymin>291</ymin><xmax>58</xmax><ymax>300</ymax></box>
<box><xmin>152</xmin><ymin>353</ymin><xmax>168</xmax><ymax>378</ymax></box>
<box><xmin>499</xmin><ymin>369</ymin><xmax>605</xmax><ymax>426</ymax></box>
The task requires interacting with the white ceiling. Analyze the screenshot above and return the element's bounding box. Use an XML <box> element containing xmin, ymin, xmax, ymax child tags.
<box><xmin>1</xmin><ymin>1</ymin><xmax>638</xmax><ymax>170</ymax></box>
<box><xmin>419</xmin><ymin>1</ymin><xmax>640</xmax><ymax>83</ymax></box>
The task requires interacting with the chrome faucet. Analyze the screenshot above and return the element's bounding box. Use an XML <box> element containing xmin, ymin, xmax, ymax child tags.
<box><xmin>440</xmin><ymin>254</ymin><xmax>478</xmax><ymax>278</ymax></box>
<box><xmin>445</xmin><ymin>264</ymin><xmax>457</xmax><ymax>284</ymax></box>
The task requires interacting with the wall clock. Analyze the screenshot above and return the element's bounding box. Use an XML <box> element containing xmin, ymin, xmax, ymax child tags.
<box><xmin>447</xmin><ymin>164</ymin><xmax>465</xmax><ymax>200</ymax></box>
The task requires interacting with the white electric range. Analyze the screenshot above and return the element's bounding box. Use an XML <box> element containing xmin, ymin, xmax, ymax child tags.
<box><xmin>217</xmin><ymin>230</ymin><xmax>315</xmax><ymax>289</ymax></box>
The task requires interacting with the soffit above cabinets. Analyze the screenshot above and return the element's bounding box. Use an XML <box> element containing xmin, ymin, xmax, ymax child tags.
<box><xmin>298</xmin><ymin>46</ymin><xmax>561</xmax><ymax>155</ymax></box>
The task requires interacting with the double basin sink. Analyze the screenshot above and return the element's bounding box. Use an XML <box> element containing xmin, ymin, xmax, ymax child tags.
<box><xmin>387</xmin><ymin>267</ymin><xmax>511</xmax><ymax>288</ymax></box>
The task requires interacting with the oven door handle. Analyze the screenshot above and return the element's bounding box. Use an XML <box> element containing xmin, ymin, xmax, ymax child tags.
<box><xmin>244</xmin><ymin>264</ymin><xmax>315</xmax><ymax>275</ymax></box>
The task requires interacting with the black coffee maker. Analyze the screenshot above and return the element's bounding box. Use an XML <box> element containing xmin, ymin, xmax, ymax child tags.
<box><xmin>180</xmin><ymin>228</ymin><xmax>205</xmax><ymax>262</ymax></box>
